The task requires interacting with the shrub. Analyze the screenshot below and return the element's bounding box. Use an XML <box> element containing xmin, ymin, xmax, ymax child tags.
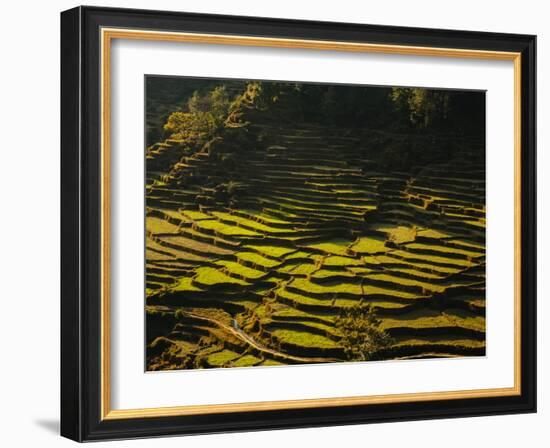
<box><xmin>335</xmin><ymin>304</ymin><xmax>394</xmax><ymax>361</ymax></box>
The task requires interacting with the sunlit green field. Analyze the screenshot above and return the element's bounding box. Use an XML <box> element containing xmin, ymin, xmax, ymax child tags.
<box><xmin>145</xmin><ymin>121</ymin><xmax>486</xmax><ymax>370</ymax></box>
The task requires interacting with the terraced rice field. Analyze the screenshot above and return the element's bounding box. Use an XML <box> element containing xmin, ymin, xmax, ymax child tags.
<box><xmin>145</xmin><ymin>123</ymin><xmax>486</xmax><ymax>370</ymax></box>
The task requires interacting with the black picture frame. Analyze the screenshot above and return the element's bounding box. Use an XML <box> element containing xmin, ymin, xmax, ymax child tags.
<box><xmin>61</xmin><ymin>5</ymin><xmax>536</xmax><ymax>442</ymax></box>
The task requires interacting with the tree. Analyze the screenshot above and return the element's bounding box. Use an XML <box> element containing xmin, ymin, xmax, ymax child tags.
<box><xmin>390</xmin><ymin>87</ymin><xmax>450</xmax><ymax>128</ymax></box>
<box><xmin>163</xmin><ymin>86</ymin><xmax>231</xmax><ymax>142</ymax></box>
<box><xmin>225</xmin><ymin>81</ymin><xmax>285</xmax><ymax>127</ymax></box>
<box><xmin>335</xmin><ymin>304</ymin><xmax>393</xmax><ymax>361</ymax></box>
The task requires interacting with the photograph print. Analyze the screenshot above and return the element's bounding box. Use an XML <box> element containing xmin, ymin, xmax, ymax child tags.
<box><xmin>144</xmin><ymin>76</ymin><xmax>486</xmax><ymax>371</ymax></box>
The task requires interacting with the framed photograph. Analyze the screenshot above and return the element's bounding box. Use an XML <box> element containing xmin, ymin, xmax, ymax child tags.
<box><xmin>60</xmin><ymin>6</ymin><xmax>536</xmax><ymax>441</ymax></box>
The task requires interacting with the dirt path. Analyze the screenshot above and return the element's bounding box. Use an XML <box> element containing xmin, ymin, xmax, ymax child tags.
<box><xmin>150</xmin><ymin>306</ymin><xmax>338</xmax><ymax>365</ymax></box>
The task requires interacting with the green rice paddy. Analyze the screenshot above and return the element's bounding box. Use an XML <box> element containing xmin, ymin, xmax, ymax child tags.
<box><xmin>145</xmin><ymin>121</ymin><xmax>486</xmax><ymax>371</ymax></box>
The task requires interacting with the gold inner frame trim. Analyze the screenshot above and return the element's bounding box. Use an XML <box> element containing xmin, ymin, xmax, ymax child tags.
<box><xmin>100</xmin><ymin>27</ymin><xmax>522</xmax><ymax>421</ymax></box>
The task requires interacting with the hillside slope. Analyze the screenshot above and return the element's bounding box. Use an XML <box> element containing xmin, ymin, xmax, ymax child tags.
<box><xmin>145</xmin><ymin>118</ymin><xmax>486</xmax><ymax>370</ymax></box>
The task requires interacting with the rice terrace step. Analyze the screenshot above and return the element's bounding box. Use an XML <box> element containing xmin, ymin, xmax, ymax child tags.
<box><xmin>144</xmin><ymin>76</ymin><xmax>486</xmax><ymax>371</ymax></box>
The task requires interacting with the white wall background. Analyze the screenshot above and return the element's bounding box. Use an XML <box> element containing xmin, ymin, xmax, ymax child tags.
<box><xmin>0</xmin><ymin>0</ymin><xmax>546</xmax><ymax>446</ymax></box>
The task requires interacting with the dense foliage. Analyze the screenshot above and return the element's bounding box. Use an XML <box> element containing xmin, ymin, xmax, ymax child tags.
<box><xmin>390</xmin><ymin>88</ymin><xmax>451</xmax><ymax>127</ymax></box>
<box><xmin>148</xmin><ymin>78</ymin><xmax>485</xmax><ymax>176</ymax></box>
